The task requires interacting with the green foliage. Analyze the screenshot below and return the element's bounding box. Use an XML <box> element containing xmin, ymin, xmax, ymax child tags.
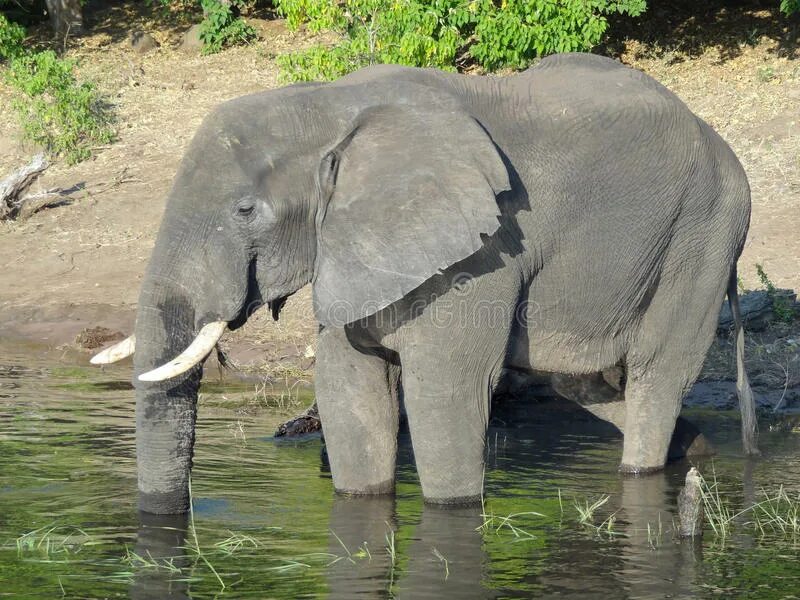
<box><xmin>471</xmin><ymin>0</ymin><xmax>646</xmax><ymax>70</ymax></box>
<box><xmin>274</xmin><ymin>0</ymin><xmax>647</xmax><ymax>82</ymax></box>
<box><xmin>780</xmin><ymin>0</ymin><xmax>799</xmax><ymax>15</ymax></box>
<box><xmin>755</xmin><ymin>263</ymin><xmax>795</xmax><ymax>323</ymax></box>
<box><xmin>198</xmin><ymin>0</ymin><xmax>258</xmax><ymax>54</ymax></box>
<box><xmin>5</xmin><ymin>51</ymin><xmax>114</xmax><ymax>164</ymax></box>
<box><xmin>146</xmin><ymin>0</ymin><xmax>257</xmax><ymax>53</ymax></box>
<box><xmin>0</xmin><ymin>13</ymin><xmax>25</xmax><ymax>61</ymax></box>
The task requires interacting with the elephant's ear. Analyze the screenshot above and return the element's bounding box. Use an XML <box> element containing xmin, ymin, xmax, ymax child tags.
<box><xmin>313</xmin><ymin>104</ymin><xmax>510</xmax><ymax>327</ymax></box>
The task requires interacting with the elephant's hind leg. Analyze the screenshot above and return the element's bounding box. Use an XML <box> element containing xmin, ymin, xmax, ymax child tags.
<box><xmin>315</xmin><ymin>326</ymin><xmax>401</xmax><ymax>495</ymax></box>
<box><xmin>619</xmin><ymin>370</ymin><xmax>686</xmax><ymax>473</ymax></box>
<box><xmin>551</xmin><ymin>371</ymin><xmax>713</xmax><ymax>461</ymax></box>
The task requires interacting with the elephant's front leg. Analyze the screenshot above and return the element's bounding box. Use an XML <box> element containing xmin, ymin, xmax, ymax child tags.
<box><xmin>401</xmin><ymin>347</ymin><xmax>502</xmax><ymax>505</ymax></box>
<box><xmin>315</xmin><ymin>326</ymin><xmax>400</xmax><ymax>495</ymax></box>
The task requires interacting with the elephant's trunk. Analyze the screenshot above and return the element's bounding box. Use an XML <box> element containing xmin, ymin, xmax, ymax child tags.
<box><xmin>133</xmin><ymin>279</ymin><xmax>203</xmax><ymax>514</ymax></box>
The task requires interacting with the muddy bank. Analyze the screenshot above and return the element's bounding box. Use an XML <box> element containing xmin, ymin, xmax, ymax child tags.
<box><xmin>2</xmin><ymin>287</ymin><xmax>798</xmax><ymax>416</ymax></box>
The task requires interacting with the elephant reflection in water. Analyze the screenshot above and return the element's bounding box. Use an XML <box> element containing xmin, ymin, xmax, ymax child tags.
<box><xmin>128</xmin><ymin>471</ymin><xmax>755</xmax><ymax>599</ymax></box>
<box><xmin>130</xmin><ymin>513</ymin><xmax>190</xmax><ymax>600</ymax></box>
<box><xmin>325</xmin><ymin>483</ymin><xmax>702</xmax><ymax>600</ymax></box>
<box><xmin>325</xmin><ymin>497</ymin><xmax>490</xmax><ymax>600</ymax></box>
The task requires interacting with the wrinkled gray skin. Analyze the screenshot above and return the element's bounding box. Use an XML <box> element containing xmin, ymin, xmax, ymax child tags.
<box><xmin>133</xmin><ymin>53</ymin><xmax>757</xmax><ymax>514</ymax></box>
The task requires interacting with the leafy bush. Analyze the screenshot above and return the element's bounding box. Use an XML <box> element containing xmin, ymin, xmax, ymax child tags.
<box><xmin>274</xmin><ymin>0</ymin><xmax>647</xmax><ymax>82</ymax></box>
<box><xmin>0</xmin><ymin>13</ymin><xmax>25</xmax><ymax>61</ymax></box>
<box><xmin>780</xmin><ymin>0</ymin><xmax>799</xmax><ymax>14</ymax></box>
<box><xmin>755</xmin><ymin>264</ymin><xmax>796</xmax><ymax>323</ymax></box>
<box><xmin>471</xmin><ymin>0</ymin><xmax>647</xmax><ymax>70</ymax></box>
<box><xmin>148</xmin><ymin>0</ymin><xmax>257</xmax><ymax>53</ymax></box>
<box><xmin>198</xmin><ymin>0</ymin><xmax>258</xmax><ymax>54</ymax></box>
<box><xmin>5</xmin><ymin>51</ymin><xmax>114</xmax><ymax>164</ymax></box>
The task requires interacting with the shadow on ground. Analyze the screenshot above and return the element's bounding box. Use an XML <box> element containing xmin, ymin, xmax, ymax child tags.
<box><xmin>607</xmin><ymin>0</ymin><xmax>798</xmax><ymax>63</ymax></box>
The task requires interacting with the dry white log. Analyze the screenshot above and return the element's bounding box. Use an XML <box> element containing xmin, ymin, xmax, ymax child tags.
<box><xmin>0</xmin><ymin>154</ymin><xmax>49</xmax><ymax>220</ymax></box>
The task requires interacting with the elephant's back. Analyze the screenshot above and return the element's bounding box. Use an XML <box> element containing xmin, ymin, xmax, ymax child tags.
<box><xmin>494</xmin><ymin>56</ymin><xmax>750</xmax><ymax>374</ymax></box>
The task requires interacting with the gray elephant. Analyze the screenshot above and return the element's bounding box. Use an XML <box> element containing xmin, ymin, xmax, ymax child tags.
<box><xmin>92</xmin><ymin>53</ymin><xmax>757</xmax><ymax>514</ymax></box>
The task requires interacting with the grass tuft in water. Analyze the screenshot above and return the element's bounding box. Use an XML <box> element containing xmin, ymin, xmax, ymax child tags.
<box><xmin>15</xmin><ymin>524</ymin><xmax>106</xmax><ymax>556</ymax></box>
<box><xmin>185</xmin><ymin>477</ymin><xmax>226</xmax><ymax>591</ymax></box>
<box><xmin>122</xmin><ymin>548</ymin><xmax>182</xmax><ymax>573</ymax></box>
<box><xmin>750</xmin><ymin>486</ymin><xmax>800</xmax><ymax>537</ymax></box>
<box><xmin>698</xmin><ymin>468</ymin><xmax>736</xmax><ymax>539</ymax></box>
<box><xmin>213</xmin><ymin>531</ymin><xmax>260</xmax><ymax>555</ymax></box>
<box><xmin>646</xmin><ymin>514</ymin><xmax>666</xmax><ymax>549</ymax></box>
<box><xmin>574</xmin><ymin>495</ymin><xmax>611</xmax><ymax>526</ymax></box>
<box><xmin>477</xmin><ymin>511</ymin><xmax>542</xmax><ymax>539</ymax></box>
<box><xmin>697</xmin><ymin>467</ymin><xmax>800</xmax><ymax>541</ymax></box>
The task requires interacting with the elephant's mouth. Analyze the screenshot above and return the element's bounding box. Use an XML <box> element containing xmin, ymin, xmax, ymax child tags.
<box><xmin>228</xmin><ymin>259</ymin><xmax>293</xmax><ymax>329</ymax></box>
<box><xmin>227</xmin><ymin>293</ymin><xmax>291</xmax><ymax>330</ymax></box>
<box><xmin>92</xmin><ymin>260</ymin><xmax>293</xmax><ymax>379</ymax></box>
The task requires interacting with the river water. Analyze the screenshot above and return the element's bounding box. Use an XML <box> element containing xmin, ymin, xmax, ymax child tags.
<box><xmin>1</xmin><ymin>341</ymin><xmax>799</xmax><ymax>599</ymax></box>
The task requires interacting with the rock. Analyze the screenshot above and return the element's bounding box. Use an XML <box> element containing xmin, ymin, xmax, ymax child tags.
<box><xmin>180</xmin><ymin>24</ymin><xmax>203</xmax><ymax>53</ymax></box>
<box><xmin>75</xmin><ymin>327</ymin><xmax>125</xmax><ymax>350</ymax></box>
<box><xmin>677</xmin><ymin>467</ymin><xmax>704</xmax><ymax>538</ymax></box>
<box><xmin>717</xmin><ymin>289</ymin><xmax>797</xmax><ymax>332</ymax></box>
<box><xmin>274</xmin><ymin>403</ymin><xmax>321</xmax><ymax>437</ymax></box>
<box><xmin>130</xmin><ymin>31</ymin><xmax>158</xmax><ymax>54</ymax></box>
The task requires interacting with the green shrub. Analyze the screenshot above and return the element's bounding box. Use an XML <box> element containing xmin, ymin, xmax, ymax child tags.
<box><xmin>5</xmin><ymin>51</ymin><xmax>114</xmax><ymax>164</ymax></box>
<box><xmin>274</xmin><ymin>0</ymin><xmax>647</xmax><ymax>82</ymax></box>
<box><xmin>471</xmin><ymin>0</ymin><xmax>647</xmax><ymax>71</ymax></box>
<box><xmin>198</xmin><ymin>0</ymin><xmax>258</xmax><ymax>54</ymax></box>
<box><xmin>780</xmin><ymin>0</ymin><xmax>799</xmax><ymax>15</ymax></box>
<box><xmin>0</xmin><ymin>13</ymin><xmax>26</xmax><ymax>61</ymax></box>
<box><xmin>148</xmin><ymin>0</ymin><xmax>258</xmax><ymax>53</ymax></box>
<box><xmin>755</xmin><ymin>264</ymin><xmax>795</xmax><ymax>323</ymax></box>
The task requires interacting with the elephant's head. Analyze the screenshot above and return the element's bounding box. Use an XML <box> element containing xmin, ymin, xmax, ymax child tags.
<box><xmin>94</xmin><ymin>71</ymin><xmax>511</xmax><ymax>514</ymax></box>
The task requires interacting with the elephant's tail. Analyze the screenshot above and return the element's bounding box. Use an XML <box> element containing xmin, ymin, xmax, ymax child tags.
<box><xmin>727</xmin><ymin>267</ymin><xmax>759</xmax><ymax>456</ymax></box>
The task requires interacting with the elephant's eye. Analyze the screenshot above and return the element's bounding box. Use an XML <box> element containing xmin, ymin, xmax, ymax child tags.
<box><xmin>234</xmin><ymin>198</ymin><xmax>257</xmax><ymax>221</ymax></box>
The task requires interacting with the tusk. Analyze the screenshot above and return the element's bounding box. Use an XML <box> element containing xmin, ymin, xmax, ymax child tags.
<box><xmin>138</xmin><ymin>321</ymin><xmax>227</xmax><ymax>382</ymax></box>
<box><xmin>90</xmin><ymin>335</ymin><xmax>136</xmax><ymax>364</ymax></box>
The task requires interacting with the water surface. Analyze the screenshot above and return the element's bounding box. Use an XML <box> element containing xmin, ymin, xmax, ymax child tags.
<box><xmin>1</xmin><ymin>342</ymin><xmax>799</xmax><ymax>598</ymax></box>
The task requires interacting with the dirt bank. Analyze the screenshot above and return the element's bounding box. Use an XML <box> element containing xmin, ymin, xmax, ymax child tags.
<box><xmin>0</xmin><ymin>2</ymin><xmax>797</xmax><ymax>393</ymax></box>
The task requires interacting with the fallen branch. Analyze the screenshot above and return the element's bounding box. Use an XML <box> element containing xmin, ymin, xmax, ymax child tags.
<box><xmin>0</xmin><ymin>154</ymin><xmax>49</xmax><ymax>220</ymax></box>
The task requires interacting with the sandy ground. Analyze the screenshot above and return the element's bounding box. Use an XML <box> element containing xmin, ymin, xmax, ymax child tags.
<box><xmin>0</xmin><ymin>2</ymin><xmax>797</xmax><ymax>389</ymax></box>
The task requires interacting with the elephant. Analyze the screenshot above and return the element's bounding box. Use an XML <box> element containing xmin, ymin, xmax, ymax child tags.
<box><xmin>91</xmin><ymin>52</ymin><xmax>758</xmax><ymax>514</ymax></box>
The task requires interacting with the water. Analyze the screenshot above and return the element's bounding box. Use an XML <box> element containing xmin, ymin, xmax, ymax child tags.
<box><xmin>1</xmin><ymin>341</ymin><xmax>799</xmax><ymax>599</ymax></box>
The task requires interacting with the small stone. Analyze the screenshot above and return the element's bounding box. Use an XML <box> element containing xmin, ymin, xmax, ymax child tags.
<box><xmin>678</xmin><ymin>467</ymin><xmax>704</xmax><ymax>538</ymax></box>
<box><xmin>180</xmin><ymin>24</ymin><xmax>203</xmax><ymax>53</ymax></box>
<box><xmin>130</xmin><ymin>31</ymin><xmax>158</xmax><ymax>55</ymax></box>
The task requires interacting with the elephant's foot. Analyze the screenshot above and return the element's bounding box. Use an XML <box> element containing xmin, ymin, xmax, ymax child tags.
<box><xmin>422</xmin><ymin>493</ymin><xmax>483</xmax><ymax>507</ymax></box>
<box><xmin>333</xmin><ymin>479</ymin><xmax>396</xmax><ymax>497</ymax></box>
<box><xmin>618</xmin><ymin>463</ymin><xmax>665</xmax><ymax>476</ymax></box>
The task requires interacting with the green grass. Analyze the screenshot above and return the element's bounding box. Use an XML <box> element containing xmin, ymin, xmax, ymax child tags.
<box><xmin>213</xmin><ymin>531</ymin><xmax>260</xmax><ymax>555</ymax></box>
<box><xmin>699</xmin><ymin>468</ymin><xmax>800</xmax><ymax>541</ymax></box>
<box><xmin>14</xmin><ymin>524</ymin><xmax>121</xmax><ymax>558</ymax></box>
<box><xmin>477</xmin><ymin>510</ymin><xmax>542</xmax><ymax>540</ymax></box>
<box><xmin>186</xmin><ymin>477</ymin><xmax>225</xmax><ymax>590</ymax></box>
<box><xmin>122</xmin><ymin>548</ymin><xmax>183</xmax><ymax>573</ymax></box>
<box><xmin>750</xmin><ymin>486</ymin><xmax>800</xmax><ymax>537</ymax></box>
